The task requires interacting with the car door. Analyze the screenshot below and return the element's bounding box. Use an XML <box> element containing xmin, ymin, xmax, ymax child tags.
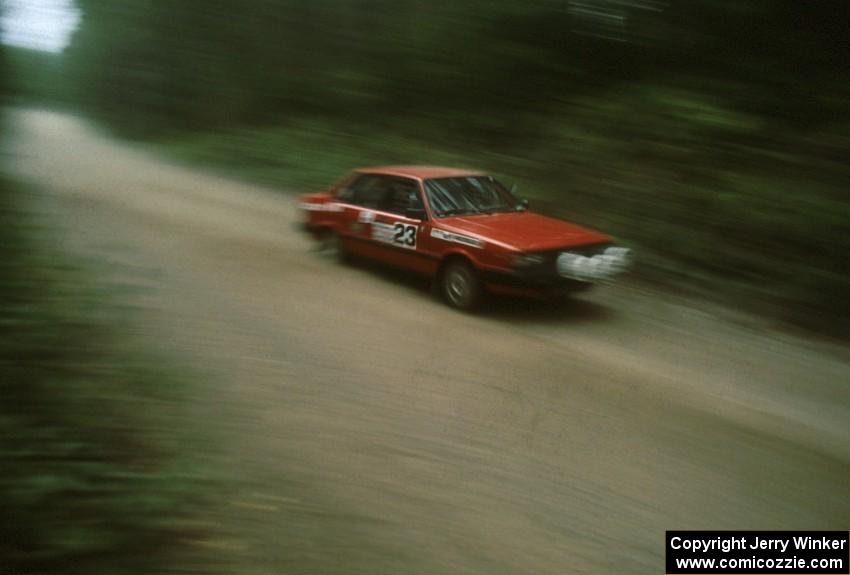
<box><xmin>333</xmin><ymin>173</ymin><xmax>389</xmax><ymax>257</ymax></box>
<box><xmin>368</xmin><ymin>177</ymin><xmax>439</xmax><ymax>275</ymax></box>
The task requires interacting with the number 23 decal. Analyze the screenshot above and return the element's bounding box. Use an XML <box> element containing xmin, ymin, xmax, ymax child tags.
<box><xmin>393</xmin><ymin>223</ymin><xmax>417</xmax><ymax>248</ymax></box>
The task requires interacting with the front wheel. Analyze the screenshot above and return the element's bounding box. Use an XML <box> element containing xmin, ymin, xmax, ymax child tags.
<box><xmin>440</xmin><ymin>259</ymin><xmax>482</xmax><ymax>311</ymax></box>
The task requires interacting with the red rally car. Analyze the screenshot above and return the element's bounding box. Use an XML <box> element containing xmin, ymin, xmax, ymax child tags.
<box><xmin>298</xmin><ymin>166</ymin><xmax>631</xmax><ymax>310</ymax></box>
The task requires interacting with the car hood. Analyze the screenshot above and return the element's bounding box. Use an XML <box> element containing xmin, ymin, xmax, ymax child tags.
<box><xmin>439</xmin><ymin>211</ymin><xmax>610</xmax><ymax>251</ymax></box>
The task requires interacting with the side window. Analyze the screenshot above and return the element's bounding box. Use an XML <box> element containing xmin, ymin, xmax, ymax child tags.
<box><xmin>335</xmin><ymin>181</ymin><xmax>355</xmax><ymax>202</ymax></box>
<box><xmin>341</xmin><ymin>175</ymin><xmax>387</xmax><ymax>208</ymax></box>
<box><xmin>382</xmin><ymin>178</ymin><xmax>423</xmax><ymax>216</ymax></box>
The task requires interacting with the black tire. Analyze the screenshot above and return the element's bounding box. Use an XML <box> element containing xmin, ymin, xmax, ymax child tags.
<box><xmin>440</xmin><ymin>259</ymin><xmax>482</xmax><ymax>310</ymax></box>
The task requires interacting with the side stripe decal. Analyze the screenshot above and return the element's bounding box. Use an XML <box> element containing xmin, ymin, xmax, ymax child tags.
<box><xmin>430</xmin><ymin>228</ymin><xmax>483</xmax><ymax>249</ymax></box>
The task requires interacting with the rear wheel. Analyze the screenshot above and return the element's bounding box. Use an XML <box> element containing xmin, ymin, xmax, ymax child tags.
<box><xmin>440</xmin><ymin>259</ymin><xmax>482</xmax><ymax>310</ymax></box>
<box><xmin>318</xmin><ymin>229</ymin><xmax>348</xmax><ymax>262</ymax></box>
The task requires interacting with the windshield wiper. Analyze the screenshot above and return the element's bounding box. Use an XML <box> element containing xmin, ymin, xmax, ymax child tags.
<box><xmin>440</xmin><ymin>208</ymin><xmax>480</xmax><ymax>217</ymax></box>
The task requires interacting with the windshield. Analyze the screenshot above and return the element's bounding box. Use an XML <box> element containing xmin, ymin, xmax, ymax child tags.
<box><xmin>424</xmin><ymin>176</ymin><xmax>520</xmax><ymax>218</ymax></box>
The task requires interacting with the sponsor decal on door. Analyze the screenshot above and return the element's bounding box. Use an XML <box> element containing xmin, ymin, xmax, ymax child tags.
<box><xmin>372</xmin><ymin>222</ymin><xmax>417</xmax><ymax>249</ymax></box>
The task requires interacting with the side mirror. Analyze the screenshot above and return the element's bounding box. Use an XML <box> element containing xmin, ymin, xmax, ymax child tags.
<box><xmin>509</xmin><ymin>183</ymin><xmax>528</xmax><ymax>210</ymax></box>
<box><xmin>406</xmin><ymin>207</ymin><xmax>427</xmax><ymax>220</ymax></box>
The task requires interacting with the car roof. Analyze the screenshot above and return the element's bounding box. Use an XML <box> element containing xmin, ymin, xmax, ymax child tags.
<box><xmin>355</xmin><ymin>165</ymin><xmax>486</xmax><ymax>180</ymax></box>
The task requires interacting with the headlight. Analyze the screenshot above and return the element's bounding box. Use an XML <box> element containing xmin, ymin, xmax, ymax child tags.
<box><xmin>512</xmin><ymin>254</ymin><xmax>545</xmax><ymax>268</ymax></box>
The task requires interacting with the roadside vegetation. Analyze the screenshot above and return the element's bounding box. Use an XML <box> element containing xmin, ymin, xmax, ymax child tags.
<box><xmin>8</xmin><ymin>0</ymin><xmax>849</xmax><ymax>336</ymax></box>
<box><xmin>0</xmin><ymin>174</ymin><xmax>218</xmax><ymax>574</ymax></box>
<box><xmin>1</xmin><ymin>62</ymin><xmax>217</xmax><ymax>571</ymax></box>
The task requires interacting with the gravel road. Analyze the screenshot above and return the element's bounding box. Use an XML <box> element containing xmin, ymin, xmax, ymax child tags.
<box><xmin>7</xmin><ymin>109</ymin><xmax>848</xmax><ymax>574</ymax></box>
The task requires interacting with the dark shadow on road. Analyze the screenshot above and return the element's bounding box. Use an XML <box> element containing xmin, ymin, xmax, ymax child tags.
<box><xmin>483</xmin><ymin>292</ymin><xmax>614</xmax><ymax>324</ymax></box>
<box><xmin>338</xmin><ymin>254</ymin><xmax>615</xmax><ymax>324</ymax></box>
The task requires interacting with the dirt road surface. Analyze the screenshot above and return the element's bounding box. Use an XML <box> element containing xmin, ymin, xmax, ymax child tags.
<box><xmin>6</xmin><ymin>110</ymin><xmax>849</xmax><ymax>574</ymax></box>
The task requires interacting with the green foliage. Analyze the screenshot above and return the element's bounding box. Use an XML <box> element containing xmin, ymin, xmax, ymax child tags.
<box><xmin>158</xmin><ymin>118</ymin><xmax>470</xmax><ymax>191</ymax></box>
<box><xmin>0</xmin><ymin>175</ymin><xmax>214</xmax><ymax>574</ymax></box>
<box><xmin>5</xmin><ymin>47</ymin><xmax>70</xmax><ymax>105</ymax></box>
<box><xmin>62</xmin><ymin>1</ymin><xmax>848</xmax><ymax>136</ymax></box>
<box><xmin>0</xmin><ymin>19</ymin><xmax>6</xmax><ymax>100</ymax></box>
